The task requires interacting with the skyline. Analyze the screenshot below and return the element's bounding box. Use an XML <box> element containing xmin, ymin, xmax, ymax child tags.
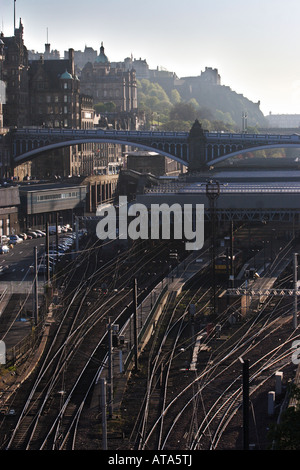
<box><xmin>1</xmin><ymin>0</ymin><xmax>300</xmax><ymax>117</ymax></box>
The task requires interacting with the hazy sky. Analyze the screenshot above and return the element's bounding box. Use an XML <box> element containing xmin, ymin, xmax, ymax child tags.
<box><xmin>2</xmin><ymin>0</ymin><xmax>300</xmax><ymax>116</ymax></box>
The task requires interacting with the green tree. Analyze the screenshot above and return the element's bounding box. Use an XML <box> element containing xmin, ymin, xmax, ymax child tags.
<box><xmin>94</xmin><ymin>101</ymin><xmax>116</xmax><ymax>113</ymax></box>
<box><xmin>137</xmin><ymin>79</ymin><xmax>173</xmax><ymax>128</ymax></box>
<box><xmin>161</xmin><ymin>120</ymin><xmax>192</xmax><ymax>131</ymax></box>
<box><xmin>268</xmin><ymin>384</ymin><xmax>300</xmax><ymax>449</ymax></box>
<box><xmin>169</xmin><ymin>102</ymin><xmax>197</xmax><ymax>122</ymax></box>
<box><xmin>170</xmin><ymin>89</ymin><xmax>181</xmax><ymax>105</ymax></box>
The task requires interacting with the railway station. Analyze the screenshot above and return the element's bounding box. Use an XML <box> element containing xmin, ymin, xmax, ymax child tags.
<box><xmin>136</xmin><ymin>169</ymin><xmax>300</xmax><ymax>225</ymax></box>
<box><xmin>1</xmin><ymin>161</ymin><xmax>300</xmax><ymax>450</ymax></box>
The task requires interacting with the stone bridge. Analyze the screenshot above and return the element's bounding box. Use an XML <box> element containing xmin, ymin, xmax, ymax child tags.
<box><xmin>9</xmin><ymin>120</ymin><xmax>300</xmax><ymax>171</ymax></box>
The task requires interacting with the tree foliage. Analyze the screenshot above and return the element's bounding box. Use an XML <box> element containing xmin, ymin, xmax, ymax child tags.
<box><xmin>268</xmin><ymin>384</ymin><xmax>300</xmax><ymax>450</ymax></box>
<box><xmin>94</xmin><ymin>101</ymin><xmax>116</xmax><ymax>113</ymax></box>
<box><xmin>137</xmin><ymin>78</ymin><xmax>240</xmax><ymax>132</ymax></box>
<box><xmin>169</xmin><ymin>102</ymin><xmax>197</xmax><ymax>122</ymax></box>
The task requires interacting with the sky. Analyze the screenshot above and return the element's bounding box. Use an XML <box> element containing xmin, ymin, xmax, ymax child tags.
<box><xmin>1</xmin><ymin>0</ymin><xmax>300</xmax><ymax>116</ymax></box>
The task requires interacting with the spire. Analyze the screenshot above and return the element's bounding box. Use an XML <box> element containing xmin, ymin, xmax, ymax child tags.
<box><xmin>96</xmin><ymin>42</ymin><xmax>109</xmax><ymax>64</ymax></box>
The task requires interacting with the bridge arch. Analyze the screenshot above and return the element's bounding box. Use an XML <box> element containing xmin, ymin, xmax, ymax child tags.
<box><xmin>14</xmin><ymin>137</ymin><xmax>188</xmax><ymax>167</ymax></box>
<box><xmin>207</xmin><ymin>143</ymin><xmax>300</xmax><ymax>166</ymax></box>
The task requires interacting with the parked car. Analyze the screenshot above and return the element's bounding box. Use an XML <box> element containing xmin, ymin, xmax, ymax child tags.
<box><xmin>0</xmin><ymin>245</ymin><xmax>9</xmax><ymax>254</ymax></box>
<box><xmin>35</xmin><ymin>230</ymin><xmax>46</xmax><ymax>237</ymax></box>
<box><xmin>18</xmin><ymin>233</ymin><xmax>27</xmax><ymax>240</ymax></box>
<box><xmin>60</xmin><ymin>239</ymin><xmax>73</xmax><ymax>247</ymax></box>
<box><xmin>33</xmin><ymin>231</ymin><xmax>43</xmax><ymax>237</ymax></box>
<box><xmin>48</xmin><ymin>250</ymin><xmax>63</xmax><ymax>258</ymax></box>
<box><xmin>9</xmin><ymin>235</ymin><xmax>23</xmax><ymax>245</ymax></box>
<box><xmin>27</xmin><ymin>231</ymin><xmax>38</xmax><ymax>238</ymax></box>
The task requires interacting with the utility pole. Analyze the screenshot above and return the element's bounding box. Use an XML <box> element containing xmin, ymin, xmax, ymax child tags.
<box><xmin>294</xmin><ymin>253</ymin><xmax>298</xmax><ymax>330</ymax></box>
<box><xmin>100</xmin><ymin>378</ymin><xmax>107</xmax><ymax>450</ymax></box>
<box><xmin>230</xmin><ymin>220</ymin><xmax>234</xmax><ymax>287</ymax></box>
<box><xmin>33</xmin><ymin>246</ymin><xmax>38</xmax><ymax>325</ymax></box>
<box><xmin>55</xmin><ymin>213</ymin><xmax>59</xmax><ymax>264</ymax></box>
<box><xmin>240</xmin><ymin>357</ymin><xmax>249</xmax><ymax>450</ymax></box>
<box><xmin>133</xmin><ymin>277</ymin><xmax>138</xmax><ymax>372</ymax></box>
<box><xmin>206</xmin><ymin>180</ymin><xmax>220</xmax><ymax>315</ymax></box>
<box><xmin>107</xmin><ymin>317</ymin><xmax>113</xmax><ymax>418</ymax></box>
<box><xmin>75</xmin><ymin>216</ymin><xmax>79</xmax><ymax>254</ymax></box>
<box><xmin>45</xmin><ymin>221</ymin><xmax>50</xmax><ymax>286</ymax></box>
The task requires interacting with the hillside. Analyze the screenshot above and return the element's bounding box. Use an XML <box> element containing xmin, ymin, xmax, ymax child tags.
<box><xmin>174</xmin><ymin>78</ymin><xmax>266</xmax><ymax>128</ymax></box>
<box><xmin>141</xmin><ymin>71</ymin><xmax>266</xmax><ymax>130</ymax></box>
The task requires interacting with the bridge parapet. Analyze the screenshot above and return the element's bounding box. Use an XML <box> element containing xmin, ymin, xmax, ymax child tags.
<box><xmin>8</xmin><ymin>124</ymin><xmax>300</xmax><ymax>170</ymax></box>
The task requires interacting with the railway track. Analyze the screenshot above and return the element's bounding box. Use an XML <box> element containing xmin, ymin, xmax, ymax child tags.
<box><xmin>0</xmin><ymin>236</ymin><xmax>177</xmax><ymax>450</ymax></box>
<box><xmin>1</xmin><ymin>221</ymin><xmax>298</xmax><ymax>451</ymax></box>
<box><xmin>118</xmin><ymin>234</ymin><xmax>300</xmax><ymax>451</ymax></box>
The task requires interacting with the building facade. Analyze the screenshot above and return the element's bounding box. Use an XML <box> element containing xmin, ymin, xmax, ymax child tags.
<box><xmin>1</xmin><ymin>21</ymin><xmax>29</xmax><ymax>129</ymax></box>
<box><xmin>80</xmin><ymin>43</ymin><xmax>138</xmax><ymax>117</ymax></box>
<box><xmin>28</xmin><ymin>49</ymin><xmax>81</xmax><ymax>129</ymax></box>
<box><xmin>0</xmin><ymin>186</ymin><xmax>20</xmax><ymax>237</ymax></box>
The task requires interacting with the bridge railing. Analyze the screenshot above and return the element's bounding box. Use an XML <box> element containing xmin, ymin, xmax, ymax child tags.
<box><xmin>14</xmin><ymin>128</ymin><xmax>189</xmax><ymax>139</ymax></box>
<box><xmin>206</xmin><ymin>131</ymin><xmax>300</xmax><ymax>141</ymax></box>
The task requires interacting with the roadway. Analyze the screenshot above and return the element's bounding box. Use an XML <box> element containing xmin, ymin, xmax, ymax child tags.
<box><xmin>0</xmin><ymin>234</ymin><xmax>63</xmax><ymax>284</ymax></box>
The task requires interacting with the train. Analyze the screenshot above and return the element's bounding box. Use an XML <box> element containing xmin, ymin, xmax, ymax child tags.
<box><xmin>214</xmin><ymin>250</ymin><xmax>243</xmax><ymax>278</ymax></box>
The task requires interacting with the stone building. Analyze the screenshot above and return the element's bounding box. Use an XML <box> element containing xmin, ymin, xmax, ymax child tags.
<box><xmin>125</xmin><ymin>151</ymin><xmax>182</xmax><ymax>176</ymax></box>
<box><xmin>0</xmin><ymin>21</ymin><xmax>30</xmax><ymax>179</ymax></box>
<box><xmin>28</xmin><ymin>49</ymin><xmax>92</xmax><ymax>179</ymax></box>
<box><xmin>0</xmin><ymin>186</ymin><xmax>20</xmax><ymax>237</ymax></box>
<box><xmin>80</xmin><ymin>43</ymin><xmax>138</xmax><ymax>118</ymax></box>
<box><xmin>28</xmin><ymin>49</ymin><xmax>81</xmax><ymax>129</ymax></box>
<box><xmin>1</xmin><ymin>20</ymin><xmax>29</xmax><ymax>129</ymax></box>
